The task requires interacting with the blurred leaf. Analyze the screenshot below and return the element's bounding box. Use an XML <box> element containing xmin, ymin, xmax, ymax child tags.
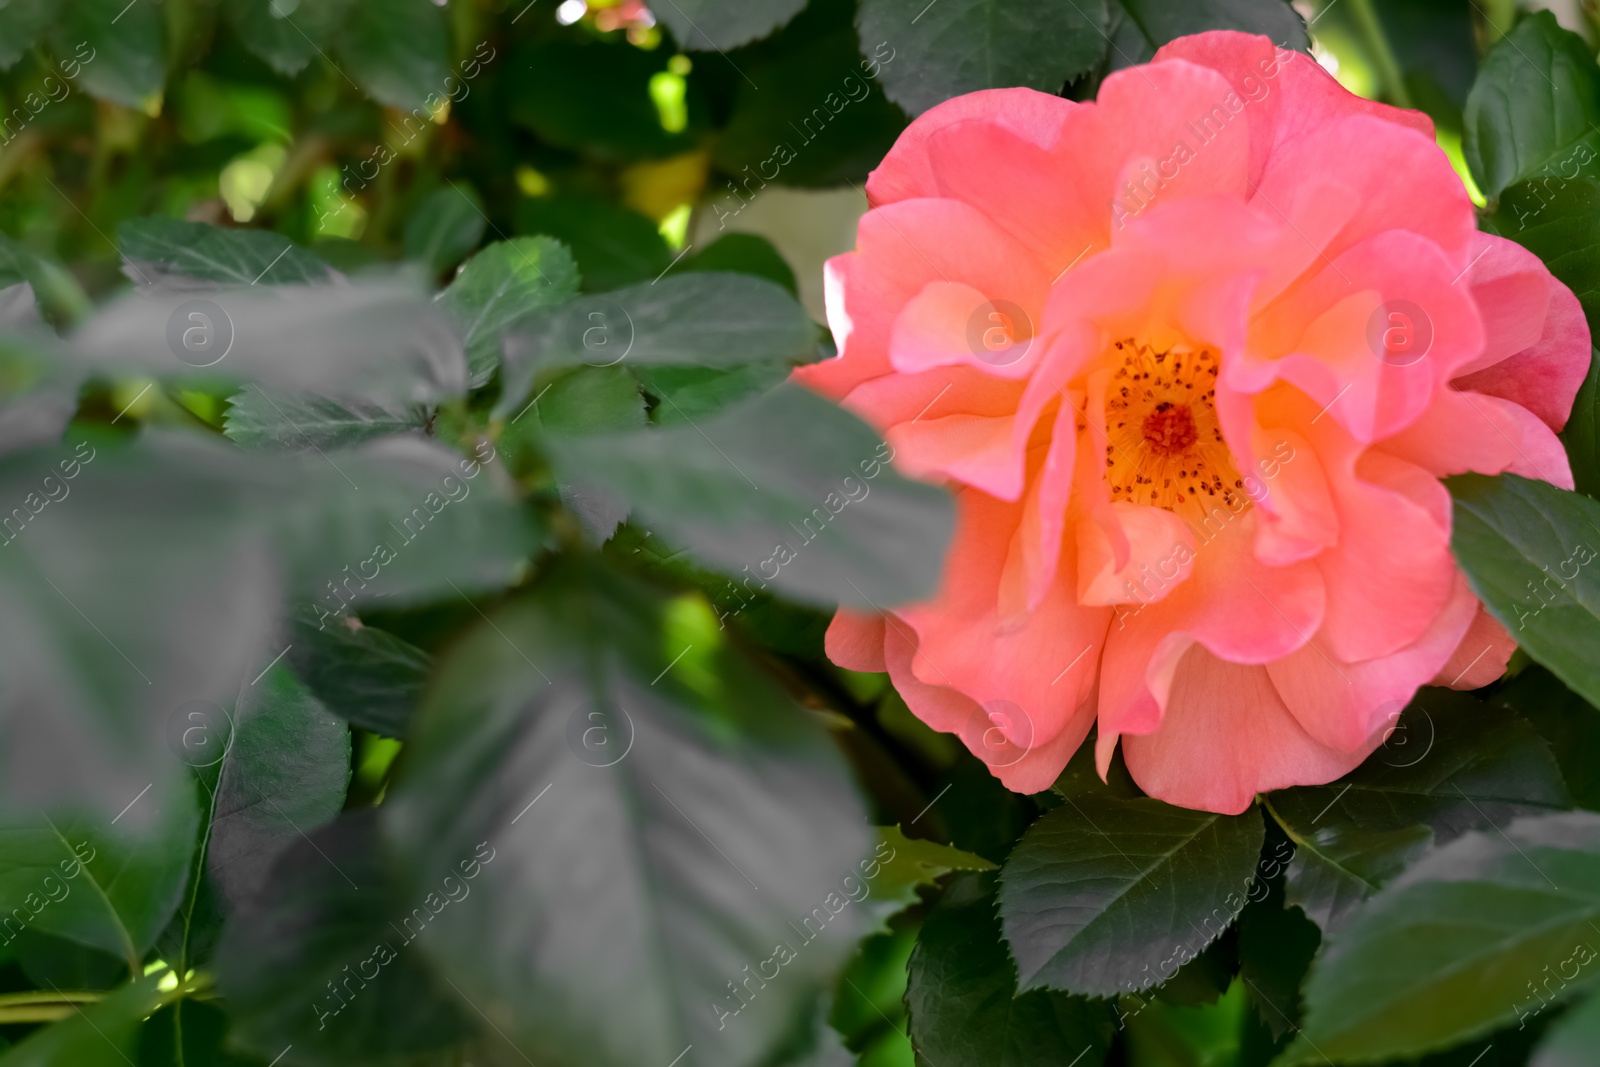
<box><xmin>225</xmin><ymin>0</ymin><xmax>356</xmax><ymax>77</ymax></box>
<box><xmin>0</xmin><ymin>786</ymin><xmax>199</xmax><ymax>970</ymax></box>
<box><xmin>378</xmin><ymin>559</ymin><xmax>872</xmax><ymax>1067</ymax></box>
<box><xmin>286</xmin><ymin>603</ymin><xmax>432</xmax><ymax>738</ymax></box>
<box><xmin>634</xmin><ymin>360</ymin><xmax>796</xmax><ymax>425</ymax></box>
<box><xmin>1449</xmin><ymin>473</ymin><xmax>1600</xmax><ymax>710</ymax></box>
<box><xmin>0</xmin><ymin>334</ymin><xmax>80</xmax><ymax>453</ymax></box>
<box><xmin>544</xmin><ymin>383</ymin><xmax>955</xmax><ymax>608</ymax></box>
<box><xmin>222</xmin><ymin>385</ymin><xmax>426</xmax><ymax>451</ymax></box>
<box><xmin>516</xmin><ymin>364</ymin><xmax>647</xmax><ymax>436</ymax></box>
<box><xmin>73</xmin><ymin>279</ymin><xmax>467</xmax><ymax>406</ymax></box>
<box><xmin>0</xmin><ymin>975</ymin><xmax>163</xmax><ymax>1067</ymax></box>
<box><xmin>51</xmin><ymin>0</ymin><xmax>164</xmax><ymax>108</ymax></box>
<box><xmin>137</xmin><ymin>998</ymin><xmax>258</xmax><ymax>1067</ymax></box>
<box><xmin>440</xmin><ymin>236</ymin><xmax>581</xmax><ymax>387</ymax></box>
<box><xmin>997</xmin><ymin>797</ymin><xmax>1264</xmax><ymax>996</ymax></box>
<box><xmin>1533</xmin><ymin>989</ymin><xmax>1600</xmax><ymax>1067</ymax></box>
<box><xmin>1563</xmin><ymin>349</ymin><xmax>1600</xmax><ymax>498</ymax></box>
<box><xmin>1266</xmin><ymin>689</ymin><xmax>1570</xmax><ymax>932</ymax></box>
<box><xmin>675</xmin><ymin>232</ymin><xmax>797</xmax><ymax>295</ymax></box>
<box><xmin>655</xmin><ymin>0</ymin><xmax>806</xmax><ymax>51</ymax></box>
<box><xmin>0</xmin><ymin>0</ymin><xmax>50</xmax><ymax>69</ymax></box>
<box><xmin>711</xmin><ymin>0</ymin><xmax>907</xmax><ymax>188</ymax></box>
<box><xmin>1464</xmin><ymin>10</ymin><xmax>1600</xmax><ymax>202</ymax></box>
<box><xmin>517</xmin><ymin>195</ymin><xmax>669</xmax><ymax>292</ymax></box>
<box><xmin>498</xmin><ymin>271</ymin><xmax>816</xmax><ymax>417</ymax></box>
<box><xmin>829</xmin><ymin>923</ymin><xmax>915</xmax><ymax>1052</ymax></box>
<box><xmin>507</xmin><ymin>40</ymin><xmax>703</xmax><ymax>159</ymax></box>
<box><xmin>119</xmin><ymin>219</ymin><xmax>336</xmax><ymax>288</ymax></box>
<box><xmin>1484</xmin><ymin>176</ymin><xmax>1600</xmax><ymax>332</ymax></box>
<box><xmin>335</xmin><ymin>0</ymin><xmax>451</xmax><ymax>110</ymax></box>
<box><xmin>858</xmin><ymin>0</ymin><xmax>1107</xmax><ymax>116</ymax></box>
<box><xmin>0</xmin><ymin>234</ymin><xmax>91</xmax><ymax>325</ymax></box>
<box><xmin>1288</xmin><ymin>812</ymin><xmax>1600</xmax><ymax>1063</ymax></box>
<box><xmin>205</xmin><ymin>665</ymin><xmax>351</xmax><ymax>911</ymax></box>
<box><xmin>215</xmin><ymin>811</ymin><xmax>475</xmax><ymax>1064</ymax></box>
<box><xmin>1112</xmin><ymin>0</ymin><xmax>1306</xmax><ymax>56</ymax></box>
<box><xmin>403</xmin><ymin>186</ymin><xmax>487</xmax><ymax>275</ymax></box>
<box><xmin>907</xmin><ymin>872</ymin><xmax>1115</xmax><ymax>1067</ymax></box>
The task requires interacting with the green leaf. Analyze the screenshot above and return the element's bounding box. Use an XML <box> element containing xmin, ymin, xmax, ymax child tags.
<box><xmin>1112</xmin><ymin>0</ymin><xmax>1307</xmax><ymax>57</ymax></box>
<box><xmin>74</xmin><ymin>278</ymin><xmax>468</xmax><ymax>407</ymax></box>
<box><xmin>1562</xmin><ymin>349</ymin><xmax>1600</xmax><ymax>499</ymax></box>
<box><xmin>285</xmin><ymin>604</ymin><xmax>432</xmax><ymax>738</ymax></box>
<box><xmin>674</xmin><ymin>233</ymin><xmax>798</xmax><ymax>296</ymax></box>
<box><xmin>137</xmin><ymin>999</ymin><xmax>259</xmax><ymax>1067</ymax></box>
<box><xmin>439</xmin><ymin>236</ymin><xmax>581</xmax><ymax>387</ymax></box>
<box><xmin>1235</xmin><ymin>856</ymin><xmax>1320</xmax><ymax>1038</ymax></box>
<box><xmin>1464</xmin><ymin>10</ymin><xmax>1600</xmax><ymax>202</ymax></box>
<box><xmin>508</xmin><ymin>365</ymin><xmax>648</xmax><ymax>437</ymax></box>
<box><xmin>377</xmin><ymin>559</ymin><xmax>872</xmax><ymax>1067</ymax></box>
<box><xmin>655</xmin><ymin>0</ymin><xmax>806</xmax><ymax>50</ymax></box>
<box><xmin>907</xmin><ymin>872</ymin><xmax>1116</xmax><ymax>1067</ymax></box>
<box><xmin>1449</xmin><ymin>472</ymin><xmax>1600</xmax><ymax>710</ymax></box>
<box><xmin>861</xmin><ymin>825</ymin><xmax>994</xmax><ymax>936</ymax></box>
<box><xmin>857</xmin><ymin>0</ymin><xmax>1107</xmax><ymax>116</ymax></box>
<box><xmin>0</xmin><ymin>0</ymin><xmax>50</xmax><ymax>69</ymax></box>
<box><xmin>334</xmin><ymin>0</ymin><xmax>451</xmax><ymax>110</ymax></box>
<box><xmin>1484</xmin><ymin>176</ymin><xmax>1600</xmax><ymax>332</ymax></box>
<box><xmin>517</xmin><ymin>195</ymin><xmax>669</xmax><ymax>292</ymax></box>
<box><xmin>1533</xmin><ymin>989</ymin><xmax>1600</xmax><ymax>1067</ymax></box>
<box><xmin>634</xmin><ymin>360</ymin><xmax>797</xmax><ymax>425</ymax></box>
<box><xmin>1497</xmin><ymin>666</ymin><xmax>1600</xmax><ymax>811</ymax></box>
<box><xmin>711</xmin><ymin>0</ymin><xmax>906</xmax><ymax>189</ymax></box>
<box><xmin>222</xmin><ymin>385</ymin><xmax>426</xmax><ymax>451</ymax></box>
<box><xmin>119</xmin><ymin>219</ymin><xmax>335</xmax><ymax>287</ymax></box>
<box><xmin>0</xmin><ymin>976</ymin><xmax>163</xmax><ymax>1067</ymax></box>
<box><xmin>1290</xmin><ymin>811</ymin><xmax>1600</xmax><ymax>1063</ymax></box>
<box><xmin>497</xmin><ymin>271</ymin><xmax>817</xmax><ymax>417</ymax></box>
<box><xmin>828</xmin><ymin>923</ymin><xmax>915</xmax><ymax>1052</ymax></box>
<box><xmin>997</xmin><ymin>796</ymin><xmax>1264</xmax><ymax>995</ymax></box>
<box><xmin>51</xmin><ymin>0</ymin><xmax>164</xmax><ymax>109</ymax></box>
<box><xmin>0</xmin><ymin>233</ymin><xmax>91</xmax><ymax>326</ymax></box>
<box><xmin>205</xmin><ymin>664</ymin><xmax>351</xmax><ymax>909</ymax></box>
<box><xmin>1265</xmin><ymin>689</ymin><xmax>1570</xmax><ymax>932</ymax></box>
<box><xmin>225</xmin><ymin>0</ymin><xmax>355</xmax><ymax>77</ymax></box>
<box><xmin>215</xmin><ymin>811</ymin><xmax>474</xmax><ymax>1064</ymax></box>
<box><xmin>403</xmin><ymin>185</ymin><xmax>487</xmax><ymax>275</ymax></box>
<box><xmin>0</xmin><ymin>786</ymin><xmax>199</xmax><ymax>971</ymax></box>
<box><xmin>544</xmin><ymin>383</ymin><xmax>955</xmax><ymax>608</ymax></box>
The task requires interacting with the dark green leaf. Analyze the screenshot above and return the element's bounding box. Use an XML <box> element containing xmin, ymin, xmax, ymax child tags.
<box><xmin>0</xmin><ymin>234</ymin><xmax>90</xmax><ymax>325</ymax></box>
<box><xmin>286</xmin><ymin>604</ymin><xmax>432</xmax><ymax>738</ymax></box>
<box><xmin>403</xmin><ymin>186</ymin><xmax>487</xmax><ymax>275</ymax></box>
<box><xmin>513</xmin><ymin>365</ymin><xmax>647</xmax><ymax>436</ymax></box>
<box><xmin>997</xmin><ymin>796</ymin><xmax>1264</xmax><ymax>995</ymax></box>
<box><xmin>1464</xmin><ymin>10</ymin><xmax>1600</xmax><ymax>202</ymax></box>
<box><xmin>377</xmin><ymin>559</ymin><xmax>872</xmax><ymax>1067</ymax></box>
<box><xmin>1266</xmin><ymin>689</ymin><xmax>1570</xmax><ymax>931</ymax></box>
<box><xmin>0</xmin><ymin>976</ymin><xmax>163</xmax><ymax>1067</ymax></box>
<box><xmin>1562</xmin><ymin>349</ymin><xmax>1600</xmax><ymax>498</ymax></box>
<box><xmin>223</xmin><ymin>385</ymin><xmax>425</xmax><ymax>451</ymax></box>
<box><xmin>215</xmin><ymin>811</ymin><xmax>474</xmax><ymax>1064</ymax></box>
<box><xmin>655</xmin><ymin>0</ymin><xmax>806</xmax><ymax>51</ymax></box>
<box><xmin>1235</xmin><ymin>859</ymin><xmax>1319</xmax><ymax>1038</ymax></box>
<box><xmin>544</xmin><ymin>383</ymin><xmax>955</xmax><ymax>608</ymax></box>
<box><xmin>675</xmin><ymin>233</ymin><xmax>798</xmax><ymax>296</ymax></box>
<box><xmin>439</xmin><ymin>236</ymin><xmax>581</xmax><ymax>387</ymax></box>
<box><xmin>1484</xmin><ymin>176</ymin><xmax>1600</xmax><ymax>332</ymax></box>
<box><xmin>138</xmin><ymin>999</ymin><xmax>258</xmax><ymax>1067</ymax></box>
<box><xmin>51</xmin><ymin>0</ymin><xmax>164</xmax><ymax>109</ymax></box>
<box><xmin>907</xmin><ymin>873</ymin><xmax>1116</xmax><ymax>1067</ymax></box>
<box><xmin>335</xmin><ymin>0</ymin><xmax>451</xmax><ymax>110</ymax></box>
<box><xmin>1449</xmin><ymin>472</ymin><xmax>1600</xmax><ymax>709</ymax></box>
<box><xmin>119</xmin><ymin>219</ymin><xmax>335</xmax><ymax>287</ymax></box>
<box><xmin>1289</xmin><ymin>811</ymin><xmax>1600</xmax><ymax>1063</ymax></box>
<box><xmin>857</xmin><ymin>0</ymin><xmax>1107</xmax><ymax>116</ymax></box>
<box><xmin>1533</xmin><ymin>989</ymin><xmax>1600</xmax><ymax>1067</ymax></box>
<box><xmin>1497</xmin><ymin>666</ymin><xmax>1600</xmax><ymax>810</ymax></box>
<box><xmin>1112</xmin><ymin>0</ymin><xmax>1306</xmax><ymax>56</ymax></box>
<box><xmin>225</xmin><ymin>0</ymin><xmax>356</xmax><ymax>77</ymax></box>
<box><xmin>861</xmin><ymin>825</ymin><xmax>994</xmax><ymax>936</ymax></box>
<box><xmin>0</xmin><ymin>0</ymin><xmax>50</xmax><ymax>69</ymax></box>
<box><xmin>634</xmin><ymin>360</ymin><xmax>796</xmax><ymax>425</ymax></box>
<box><xmin>516</xmin><ymin>195</ymin><xmax>669</xmax><ymax>292</ymax></box>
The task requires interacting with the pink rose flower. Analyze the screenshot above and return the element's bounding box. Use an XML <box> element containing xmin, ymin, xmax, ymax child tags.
<box><xmin>797</xmin><ymin>32</ymin><xmax>1591</xmax><ymax>813</ymax></box>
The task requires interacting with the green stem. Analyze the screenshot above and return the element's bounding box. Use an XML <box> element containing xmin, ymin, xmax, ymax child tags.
<box><xmin>1348</xmin><ymin>0</ymin><xmax>1414</xmax><ymax>109</ymax></box>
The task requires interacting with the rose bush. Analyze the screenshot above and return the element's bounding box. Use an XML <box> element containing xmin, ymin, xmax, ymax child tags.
<box><xmin>800</xmin><ymin>31</ymin><xmax>1590</xmax><ymax>814</ymax></box>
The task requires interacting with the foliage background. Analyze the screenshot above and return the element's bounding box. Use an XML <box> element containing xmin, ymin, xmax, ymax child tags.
<box><xmin>1</xmin><ymin>0</ymin><xmax>1600</xmax><ymax>1066</ymax></box>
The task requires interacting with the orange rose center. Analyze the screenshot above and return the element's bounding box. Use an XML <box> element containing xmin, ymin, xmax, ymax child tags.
<box><xmin>1101</xmin><ymin>339</ymin><xmax>1248</xmax><ymax>522</ymax></box>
